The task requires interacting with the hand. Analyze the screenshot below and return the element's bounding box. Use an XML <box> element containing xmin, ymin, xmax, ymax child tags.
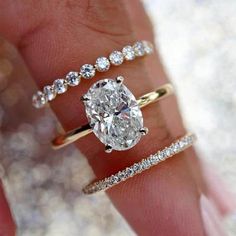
<box><xmin>0</xmin><ymin>1</ymin><xmax>234</xmax><ymax>235</ymax></box>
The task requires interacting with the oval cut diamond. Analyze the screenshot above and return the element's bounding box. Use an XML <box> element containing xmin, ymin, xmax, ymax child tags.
<box><xmin>84</xmin><ymin>78</ymin><xmax>143</xmax><ymax>151</ymax></box>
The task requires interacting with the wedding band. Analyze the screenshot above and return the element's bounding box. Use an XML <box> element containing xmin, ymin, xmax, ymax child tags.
<box><xmin>32</xmin><ymin>40</ymin><xmax>154</xmax><ymax>109</ymax></box>
<box><xmin>52</xmin><ymin>77</ymin><xmax>174</xmax><ymax>151</ymax></box>
<box><xmin>83</xmin><ymin>133</ymin><xmax>196</xmax><ymax>194</ymax></box>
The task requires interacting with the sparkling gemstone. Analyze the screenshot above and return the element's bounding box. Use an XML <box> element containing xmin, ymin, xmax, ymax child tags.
<box><xmin>172</xmin><ymin>142</ymin><xmax>180</xmax><ymax>153</ymax></box>
<box><xmin>150</xmin><ymin>155</ymin><xmax>158</xmax><ymax>165</ymax></box>
<box><xmin>54</xmin><ymin>79</ymin><xmax>68</xmax><ymax>94</ymax></box>
<box><xmin>133</xmin><ymin>41</ymin><xmax>145</xmax><ymax>56</ymax></box>
<box><xmin>158</xmin><ymin>151</ymin><xmax>165</xmax><ymax>161</ymax></box>
<box><xmin>80</xmin><ymin>64</ymin><xmax>96</xmax><ymax>79</ymax></box>
<box><xmin>66</xmin><ymin>71</ymin><xmax>80</xmax><ymax>86</ymax></box>
<box><xmin>43</xmin><ymin>85</ymin><xmax>56</xmax><ymax>101</ymax></box>
<box><xmin>118</xmin><ymin>171</ymin><xmax>126</xmax><ymax>180</ymax></box>
<box><xmin>142</xmin><ymin>40</ymin><xmax>154</xmax><ymax>54</ymax></box>
<box><xmin>95</xmin><ymin>57</ymin><xmax>110</xmax><ymax>72</ymax></box>
<box><xmin>110</xmin><ymin>175</ymin><xmax>119</xmax><ymax>184</ymax></box>
<box><xmin>141</xmin><ymin>159</ymin><xmax>151</xmax><ymax>169</ymax></box>
<box><xmin>125</xmin><ymin>167</ymin><xmax>134</xmax><ymax>177</ymax></box>
<box><xmin>109</xmin><ymin>51</ymin><xmax>124</xmax><ymax>65</ymax></box>
<box><xmin>32</xmin><ymin>91</ymin><xmax>47</xmax><ymax>108</ymax></box>
<box><xmin>164</xmin><ymin>147</ymin><xmax>173</xmax><ymax>157</ymax></box>
<box><xmin>84</xmin><ymin>78</ymin><xmax>143</xmax><ymax>151</ymax></box>
<box><xmin>122</xmin><ymin>45</ymin><xmax>135</xmax><ymax>60</ymax></box>
<box><xmin>132</xmin><ymin>163</ymin><xmax>141</xmax><ymax>173</ymax></box>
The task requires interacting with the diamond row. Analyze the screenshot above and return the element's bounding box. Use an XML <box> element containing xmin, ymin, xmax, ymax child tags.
<box><xmin>32</xmin><ymin>40</ymin><xmax>154</xmax><ymax>108</ymax></box>
<box><xmin>83</xmin><ymin>133</ymin><xmax>196</xmax><ymax>194</ymax></box>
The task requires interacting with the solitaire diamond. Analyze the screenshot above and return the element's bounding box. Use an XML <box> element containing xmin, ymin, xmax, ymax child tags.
<box><xmin>84</xmin><ymin>78</ymin><xmax>143</xmax><ymax>151</ymax></box>
<box><xmin>109</xmin><ymin>51</ymin><xmax>124</xmax><ymax>65</ymax></box>
<box><xmin>95</xmin><ymin>57</ymin><xmax>110</xmax><ymax>72</ymax></box>
<box><xmin>80</xmin><ymin>64</ymin><xmax>96</xmax><ymax>79</ymax></box>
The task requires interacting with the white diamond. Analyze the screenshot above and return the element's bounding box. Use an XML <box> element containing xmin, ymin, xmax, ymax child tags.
<box><xmin>54</xmin><ymin>79</ymin><xmax>67</xmax><ymax>94</ymax></box>
<box><xmin>66</xmin><ymin>71</ymin><xmax>80</xmax><ymax>86</ymax></box>
<box><xmin>132</xmin><ymin>163</ymin><xmax>141</xmax><ymax>173</ymax></box>
<box><xmin>125</xmin><ymin>167</ymin><xmax>134</xmax><ymax>177</ymax></box>
<box><xmin>43</xmin><ymin>85</ymin><xmax>56</xmax><ymax>101</ymax></box>
<box><xmin>95</xmin><ymin>57</ymin><xmax>110</xmax><ymax>72</ymax></box>
<box><xmin>80</xmin><ymin>64</ymin><xmax>96</xmax><ymax>79</ymax></box>
<box><xmin>133</xmin><ymin>41</ymin><xmax>145</xmax><ymax>56</ymax></box>
<box><xmin>118</xmin><ymin>171</ymin><xmax>126</xmax><ymax>180</ymax></box>
<box><xmin>158</xmin><ymin>151</ymin><xmax>165</xmax><ymax>161</ymax></box>
<box><xmin>122</xmin><ymin>46</ymin><xmax>135</xmax><ymax>60</ymax></box>
<box><xmin>109</xmin><ymin>51</ymin><xmax>124</xmax><ymax>65</ymax></box>
<box><xmin>32</xmin><ymin>91</ymin><xmax>47</xmax><ymax>108</ymax></box>
<box><xmin>110</xmin><ymin>175</ymin><xmax>119</xmax><ymax>184</ymax></box>
<box><xmin>163</xmin><ymin>148</ymin><xmax>171</xmax><ymax>158</ymax></box>
<box><xmin>142</xmin><ymin>40</ymin><xmax>154</xmax><ymax>54</ymax></box>
<box><xmin>84</xmin><ymin>78</ymin><xmax>143</xmax><ymax>151</ymax></box>
<box><xmin>172</xmin><ymin>142</ymin><xmax>180</xmax><ymax>153</ymax></box>
<box><xmin>142</xmin><ymin>159</ymin><xmax>151</xmax><ymax>169</ymax></box>
<box><xmin>150</xmin><ymin>155</ymin><xmax>158</xmax><ymax>165</ymax></box>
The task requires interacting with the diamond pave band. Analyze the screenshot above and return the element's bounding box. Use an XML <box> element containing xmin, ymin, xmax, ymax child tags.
<box><xmin>32</xmin><ymin>40</ymin><xmax>154</xmax><ymax>109</ymax></box>
<box><xmin>83</xmin><ymin>133</ymin><xmax>196</xmax><ymax>194</ymax></box>
<box><xmin>52</xmin><ymin>77</ymin><xmax>174</xmax><ymax>152</ymax></box>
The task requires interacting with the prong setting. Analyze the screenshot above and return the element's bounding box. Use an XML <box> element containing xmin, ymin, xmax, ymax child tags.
<box><xmin>139</xmin><ymin>127</ymin><xmax>149</xmax><ymax>135</ymax></box>
<box><xmin>116</xmin><ymin>76</ymin><xmax>124</xmax><ymax>84</ymax></box>
<box><xmin>105</xmin><ymin>144</ymin><xmax>113</xmax><ymax>153</ymax></box>
<box><xmin>81</xmin><ymin>95</ymin><xmax>90</xmax><ymax>102</ymax></box>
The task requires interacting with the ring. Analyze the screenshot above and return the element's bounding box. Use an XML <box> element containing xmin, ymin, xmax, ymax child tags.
<box><xmin>32</xmin><ymin>40</ymin><xmax>154</xmax><ymax>108</ymax></box>
<box><xmin>52</xmin><ymin>76</ymin><xmax>174</xmax><ymax>152</ymax></box>
<box><xmin>83</xmin><ymin>133</ymin><xmax>196</xmax><ymax>194</ymax></box>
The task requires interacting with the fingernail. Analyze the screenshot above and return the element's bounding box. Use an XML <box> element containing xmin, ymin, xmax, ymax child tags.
<box><xmin>200</xmin><ymin>194</ymin><xmax>227</xmax><ymax>236</ymax></box>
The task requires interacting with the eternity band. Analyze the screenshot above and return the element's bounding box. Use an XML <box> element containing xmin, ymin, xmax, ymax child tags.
<box><xmin>32</xmin><ymin>40</ymin><xmax>153</xmax><ymax>109</ymax></box>
<box><xmin>83</xmin><ymin>133</ymin><xmax>196</xmax><ymax>194</ymax></box>
<box><xmin>52</xmin><ymin>81</ymin><xmax>174</xmax><ymax>150</ymax></box>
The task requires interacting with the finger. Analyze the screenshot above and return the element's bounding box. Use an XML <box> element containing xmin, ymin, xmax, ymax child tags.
<box><xmin>0</xmin><ymin>181</ymin><xmax>15</xmax><ymax>236</ymax></box>
<box><xmin>0</xmin><ymin>0</ymin><xmax>207</xmax><ymax>235</ymax></box>
<box><xmin>202</xmin><ymin>163</ymin><xmax>236</xmax><ymax>216</ymax></box>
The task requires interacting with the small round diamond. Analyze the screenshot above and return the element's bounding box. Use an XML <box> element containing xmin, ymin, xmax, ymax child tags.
<box><xmin>95</xmin><ymin>57</ymin><xmax>110</xmax><ymax>72</ymax></box>
<box><xmin>172</xmin><ymin>142</ymin><xmax>180</xmax><ymax>153</ymax></box>
<box><xmin>122</xmin><ymin>45</ymin><xmax>135</xmax><ymax>60</ymax></box>
<box><xmin>109</xmin><ymin>51</ymin><xmax>124</xmax><ymax>65</ymax></box>
<box><xmin>110</xmin><ymin>175</ymin><xmax>119</xmax><ymax>184</ymax></box>
<box><xmin>32</xmin><ymin>91</ymin><xmax>47</xmax><ymax>108</ymax></box>
<box><xmin>158</xmin><ymin>151</ymin><xmax>165</xmax><ymax>161</ymax></box>
<box><xmin>80</xmin><ymin>64</ymin><xmax>96</xmax><ymax>79</ymax></box>
<box><xmin>125</xmin><ymin>167</ymin><xmax>134</xmax><ymax>177</ymax></box>
<box><xmin>133</xmin><ymin>41</ymin><xmax>145</xmax><ymax>56</ymax></box>
<box><xmin>132</xmin><ymin>163</ymin><xmax>141</xmax><ymax>173</ymax></box>
<box><xmin>150</xmin><ymin>155</ymin><xmax>158</xmax><ymax>165</ymax></box>
<box><xmin>142</xmin><ymin>40</ymin><xmax>154</xmax><ymax>54</ymax></box>
<box><xmin>142</xmin><ymin>159</ymin><xmax>151</xmax><ymax>169</ymax></box>
<box><xmin>118</xmin><ymin>171</ymin><xmax>126</xmax><ymax>181</ymax></box>
<box><xmin>66</xmin><ymin>71</ymin><xmax>80</xmax><ymax>86</ymax></box>
<box><xmin>54</xmin><ymin>79</ymin><xmax>68</xmax><ymax>94</ymax></box>
<box><xmin>43</xmin><ymin>85</ymin><xmax>56</xmax><ymax>101</ymax></box>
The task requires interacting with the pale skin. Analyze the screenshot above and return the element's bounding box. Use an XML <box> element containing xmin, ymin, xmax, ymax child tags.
<box><xmin>0</xmin><ymin>1</ymin><xmax>233</xmax><ymax>235</ymax></box>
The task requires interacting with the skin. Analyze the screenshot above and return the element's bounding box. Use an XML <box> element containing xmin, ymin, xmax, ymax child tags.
<box><xmin>0</xmin><ymin>0</ymin><xmax>233</xmax><ymax>235</ymax></box>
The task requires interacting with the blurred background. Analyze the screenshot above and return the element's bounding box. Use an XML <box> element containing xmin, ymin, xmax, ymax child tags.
<box><xmin>0</xmin><ymin>0</ymin><xmax>235</xmax><ymax>235</ymax></box>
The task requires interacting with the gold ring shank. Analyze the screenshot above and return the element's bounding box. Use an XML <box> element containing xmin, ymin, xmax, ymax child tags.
<box><xmin>52</xmin><ymin>83</ymin><xmax>174</xmax><ymax>149</ymax></box>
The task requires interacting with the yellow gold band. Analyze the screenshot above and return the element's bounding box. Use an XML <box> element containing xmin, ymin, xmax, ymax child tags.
<box><xmin>52</xmin><ymin>83</ymin><xmax>174</xmax><ymax>149</ymax></box>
